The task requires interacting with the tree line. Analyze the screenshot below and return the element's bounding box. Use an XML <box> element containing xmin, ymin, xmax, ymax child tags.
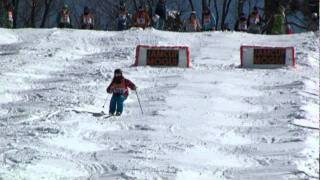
<box><xmin>0</xmin><ymin>0</ymin><xmax>318</xmax><ymax>33</ymax></box>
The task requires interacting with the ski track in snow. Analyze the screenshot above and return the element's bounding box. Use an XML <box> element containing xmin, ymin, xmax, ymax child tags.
<box><xmin>0</xmin><ymin>28</ymin><xmax>319</xmax><ymax>180</ymax></box>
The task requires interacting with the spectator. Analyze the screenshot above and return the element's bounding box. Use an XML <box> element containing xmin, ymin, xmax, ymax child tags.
<box><xmin>202</xmin><ymin>8</ymin><xmax>216</xmax><ymax>31</ymax></box>
<box><xmin>0</xmin><ymin>3</ymin><xmax>13</xmax><ymax>28</ymax></box>
<box><xmin>247</xmin><ymin>6</ymin><xmax>262</xmax><ymax>34</ymax></box>
<box><xmin>117</xmin><ymin>4</ymin><xmax>131</xmax><ymax>31</ymax></box>
<box><xmin>133</xmin><ymin>6</ymin><xmax>150</xmax><ymax>29</ymax></box>
<box><xmin>235</xmin><ymin>13</ymin><xmax>248</xmax><ymax>32</ymax></box>
<box><xmin>57</xmin><ymin>4</ymin><xmax>72</xmax><ymax>28</ymax></box>
<box><xmin>185</xmin><ymin>11</ymin><xmax>201</xmax><ymax>32</ymax></box>
<box><xmin>271</xmin><ymin>6</ymin><xmax>286</xmax><ymax>34</ymax></box>
<box><xmin>80</xmin><ymin>6</ymin><xmax>94</xmax><ymax>29</ymax></box>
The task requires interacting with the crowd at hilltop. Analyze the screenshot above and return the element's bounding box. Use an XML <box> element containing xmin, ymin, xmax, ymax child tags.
<box><xmin>0</xmin><ymin>0</ymin><xmax>319</xmax><ymax>34</ymax></box>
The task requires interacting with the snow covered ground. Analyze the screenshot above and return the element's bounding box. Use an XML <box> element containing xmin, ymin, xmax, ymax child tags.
<box><xmin>0</xmin><ymin>28</ymin><xmax>318</xmax><ymax>180</ymax></box>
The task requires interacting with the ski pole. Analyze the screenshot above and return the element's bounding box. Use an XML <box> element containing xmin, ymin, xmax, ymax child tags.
<box><xmin>135</xmin><ymin>90</ymin><xmax>144</xmax><ymax>115</ymax></box>
<box><xmin>102</xmin><ymin>94</ymin><xmax>109</xmax><ymax>108</ymax></box>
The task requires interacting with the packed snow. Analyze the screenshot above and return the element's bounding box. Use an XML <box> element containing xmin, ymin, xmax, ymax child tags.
<box><xmin>0</xmin><ymin>28</ymin><xmax>319</xmax><ymax>180</ymax></box>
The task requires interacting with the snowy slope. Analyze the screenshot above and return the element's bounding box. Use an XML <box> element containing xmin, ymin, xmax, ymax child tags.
<box><xmin>0</xmin><ymin>28</ymin><xmax>319</xmax><ymax>180</ymax></box>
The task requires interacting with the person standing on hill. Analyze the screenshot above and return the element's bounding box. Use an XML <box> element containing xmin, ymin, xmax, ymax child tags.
<box><xmin>0</xmin><ymin>3</ymin><xmax>13</xmax><ymax>28</ymax></box>
<box><xmin>271</xmin><ymin>6</ymin><xmax>286</xmax><ymax>34</ymax></box>
<box><xmin>57</xmin><ymin>4</ymin><xmax>72</xmax><ymax>28</ymax></box>
<box><xmin>133</xmin><ymin>6</ymin><xmax>150</xmax><ymax>29</ymax></box>
<box><xmin>106</xmin><ymin>69</ymin><xmax>137</xmax><ymax>116</ymax></box>
<box><xmin>247</xmin><ymin>6</ymin><xmax>262</xmax><ymax>34</ymax></box>
<box><xmin>80</xmin><ymin>6</ymin><xmax>94</xmax><ymax>29</ymax></box>
<box><xmin>235</xmin><ymin>13</ymin><xmax>248</xmax><ymax>32</ymax></box>
<box><xmin>185</xmin><ymin>11</ymin><xmax>201</xmax><ymax>32</ymax></box>
<box><xmin>117</xmin><ymin>4</ymin><xmax>131</xmax><ymax>31</ymax></box>
<box><xmin>202</xmin><ymin>8</ymin><xmax>216</xmax><ymax>31</ymax></box>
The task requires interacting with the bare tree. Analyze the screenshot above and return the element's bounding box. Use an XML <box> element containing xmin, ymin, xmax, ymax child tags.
<box><xmin>12</xmin><ymin>0</ymin><xmax>20</xmax><ymax>28</ymax></box>
<box><xmin>29</xmin><ymin>0</ymin><xmax>39</xmax><ymax>27</ymax></box>
<box><xmin>40</xmin><ymin>0</ymin><xmax>54</xmax><ymax>28</ymax></box>
<box><xmin>213</xmin><ymin>0</ymin><xmax>219</xmax><ymax>29</ymax></box>
<box><xmin>0</xmin><ymin>0</ymin><xmax>6</xmax><ymax>27</ymax></box>
<box><xmin>201</xmin><ymin>0</ymin><xmax>207</xmax><ymax>27</ymax></box>
<box><xmin>284</xmin><ymin>0</ymin><xmax>318</xmax><ymax>31</ymax></box>
<box><xmin>221</xmin><ymin>0</ymin><xmax>232</xmax><ymax>29</ymax></box>
<box><xmin>238</xmin><ymin>0</ymin><xmax>244</xmax><ymax>15</ymax></box>
<box><xmin>133</xmin><ymin>0</ymin><xmax>138</xmax><ymax>11</ymax></box>
<box><xmin>188</xmin><ymin>0</ymin><xmax>195</xmax><ymax>11</ymax></box>
<box><xmin>90</xmin><ymin>0</ymin><xmax>119</xmax><ymax>30</ymax></box>
<box><xmin>146</xmin><ymin>0</ymin><xmax>157</xmax><ymax>21</ymax></box>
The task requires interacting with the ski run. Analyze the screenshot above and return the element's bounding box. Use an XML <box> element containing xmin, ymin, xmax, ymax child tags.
<box><xmin>0</xmin><ymin>28</ymin><xmax>319</xmax><ymax>180</ymax></box>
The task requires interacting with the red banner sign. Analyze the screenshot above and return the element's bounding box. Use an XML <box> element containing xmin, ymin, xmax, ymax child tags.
<box><xmin>253</xmin><ymin>48</ymin><xmax>286</xmax><ymax>65</ymax></box>
<box><xmin>146</xmin><ymin>49</ymin><xmax>179</xmax><ymax>66</ymax></box>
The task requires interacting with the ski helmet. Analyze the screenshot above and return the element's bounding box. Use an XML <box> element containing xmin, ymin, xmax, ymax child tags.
<box><xmin>114</xmin><ymin>69</ymin><xmax>122</xmax><ymax>75</ymax></box>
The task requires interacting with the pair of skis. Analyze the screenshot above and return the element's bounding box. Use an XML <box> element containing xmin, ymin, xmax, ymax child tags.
<box><xmin>71</xmin><ymin>109</ymin><xmax>120</xmax><ymax>119</ymax></box>
<box><xmin>99</xmin><ymin>111</ymin><xmax>122</xmax><ymax>119</ymax></box>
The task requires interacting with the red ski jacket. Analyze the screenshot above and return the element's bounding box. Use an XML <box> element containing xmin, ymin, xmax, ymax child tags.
<box><xmin>106</xmin><ymin>77</ymin><xmax>136</xmax><ymax>97</ymax></box>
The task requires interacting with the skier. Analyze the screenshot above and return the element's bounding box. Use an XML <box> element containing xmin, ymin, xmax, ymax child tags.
<box><xmin>247</xmin><ymin>6</ymin><xmax>262</xmax><ymax>34</ymax></box>
<box><xmin>80</xmin><ymin>6</ymin><xmax>94</xmax><ymax>29</ymax></box>
<box><xmin>155</xmin><ymin>0</ymin><xmax>166</xmax><ymax>30</ymax></box>
<box><xmin>117</xmin><ymin>4</ymin><xmax>131</xmax><ymax>31</ymax></box>
<box><xmin>57</xmin><ymin>4</ymin><xmax>72</xmax><ymax>28</ymax></box>
<box><xmin>234</xmin><ymin>13</ymin><xmax>248</xmax><ymax>32</ymax></box>
<box><xmin>106</xmin><ymin>69</ymin><xmax>137</xmax><ymax>116</ymax></box>
<box><xmin>185</xmin><ymin>11</ymin><xmax>201</xmax><ymax>32</ymax></box>
<box><xmin>133</xmin><ymin>6</ymin><xmax>150</xmax><ymax>29</ymax></box>
<box><xmin>202</xmin><ymin>8</ymin><xmax>216</xmax><ymax>31</ymax></box>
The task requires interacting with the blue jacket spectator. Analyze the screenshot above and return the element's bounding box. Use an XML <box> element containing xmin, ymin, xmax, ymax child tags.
<box><xmin>202</xmin><ymin>9</ymin><xmax>216</xmax><ymax>31</ymax></box>
<box><xmin>117</xmin><ymin>8</ymin><xmax>131</xmax><ymax>31</ymax></box>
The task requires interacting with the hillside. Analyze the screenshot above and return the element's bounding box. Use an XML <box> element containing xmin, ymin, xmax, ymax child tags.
<box><xmin>0</xmin><ymin>28</ymin><xmax>319</xmax><ymax>179</ymax></box>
